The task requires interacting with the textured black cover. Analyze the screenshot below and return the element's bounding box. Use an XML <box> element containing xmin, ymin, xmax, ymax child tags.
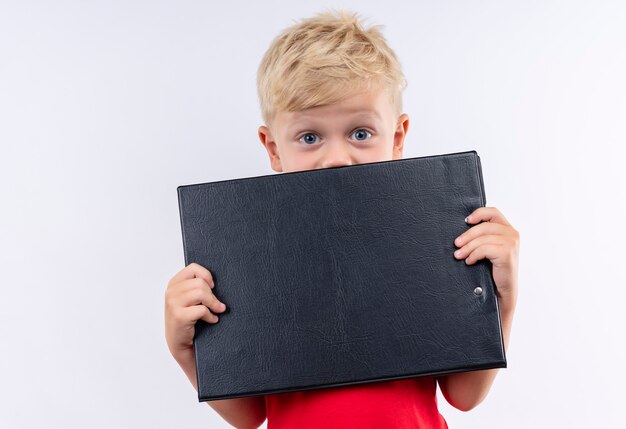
<box><xmin>177</xmin><ymin>150</ymin><xmax>506</xmax><ymax>402</ymax></box>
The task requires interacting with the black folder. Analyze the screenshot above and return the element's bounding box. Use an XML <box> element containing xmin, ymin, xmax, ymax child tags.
<box><xmin>177</xmin><ymin>150</ymin><xmax>506</xmax><ymax>402</ymax></box>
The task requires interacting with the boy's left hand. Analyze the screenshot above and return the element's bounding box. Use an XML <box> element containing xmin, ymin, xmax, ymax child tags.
<box><xmin>453</xmin><ymin>206</ymin><xmax>519</xmax><ymax>306</ymax></box>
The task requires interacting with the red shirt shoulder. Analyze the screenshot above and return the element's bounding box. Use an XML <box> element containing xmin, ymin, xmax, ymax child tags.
<box><xmin>264</xmin><ymin>376</ymin><xmax>448</xmax><ymax>428</ymax></box>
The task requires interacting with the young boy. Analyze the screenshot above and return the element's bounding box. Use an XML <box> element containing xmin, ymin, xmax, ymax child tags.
<box><xmin>165</xmin><ymin>9</ymin><xmax>519</xmax><ymax>429</ymax></box>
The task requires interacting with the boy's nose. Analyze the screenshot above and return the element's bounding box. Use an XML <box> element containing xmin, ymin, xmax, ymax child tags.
<box><xmin>321</xmin><ymin>158</ymin><xmax>353</xmax><ymax>169</ymax></box>
<box><xmin>319</xmin><ymin>142</ymin><xmax>354</xmax><ymax>169</ymax></box>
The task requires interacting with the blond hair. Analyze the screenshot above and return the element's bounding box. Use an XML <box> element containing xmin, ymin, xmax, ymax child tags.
<box><xmin>256</xmin><ymin>9</ymin><xmax>407</xmax><ymax>128</ymax></box>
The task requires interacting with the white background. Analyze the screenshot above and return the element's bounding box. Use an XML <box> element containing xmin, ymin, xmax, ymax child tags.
<box><xmin>1</xmin><ymin>1</ymin><xmax>625</xmax><ymax>428</ymax></box>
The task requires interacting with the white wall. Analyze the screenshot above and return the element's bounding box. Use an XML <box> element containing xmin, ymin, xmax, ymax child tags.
<box><xmin>1</xmin><ymin>0</ymin><xmax>624</xmax><ymax>427</ymax></box>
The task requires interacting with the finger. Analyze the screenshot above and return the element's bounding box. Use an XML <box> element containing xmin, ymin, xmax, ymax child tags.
<box><xmin>169</xmin><ymin>262</ymin><xmax>215</xmax><ymax>289</ymax></box>
<box><xmin>464</xmin><ymin>243</ymin><xmax>504</xmax><ymax>265</ymax></box>
<box><xmin>465</xmin><ymin>206</ymin><xmax>511</xmax><ymax>227</ymax></box>
<box><xmin>179</xmin><ymin>284</ymin><xmax>227</xmax><ymax>314</ymax></box>
<box><xmin>174</xmin><ymin>305</ymin><xmax>219</xmax><ymax>328</ymax></box>
<box><xmin>454</xmin><ymin>222</ymin><xmax>510</xmax><ymax>247</ymax></box>
<box><xmin>174</xmin><ymin>276</ymin><xmax>215</xmax><ymax>296</ymax></box>
<box><xmin>184</xmin><ymin>304</ymin><xmax>220</xmax><ymax>324</ymax></box>
<box><xmin>454</xmin><ymin>234</ymin><xmax>505</xmax><ymax>260</ymax></box>
<box><xmin>166</xmin><ymin>276</ymin><xmax>213</xmax><ymax>311</ymax></box>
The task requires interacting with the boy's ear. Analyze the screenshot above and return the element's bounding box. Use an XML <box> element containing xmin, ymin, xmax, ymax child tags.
<box><xmin>258</xmin><ymin>125</ymin><xmax>284</xmax><ymax>172</ymax></box>
<box><xmin>392</xmin><ymin>113</ymin><xmax>410</xmax><ymax>160</ymax></box>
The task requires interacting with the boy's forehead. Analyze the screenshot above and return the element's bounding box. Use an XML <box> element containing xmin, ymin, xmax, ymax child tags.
<box><xmin>292</xmin><ymin>108</ymin><xmax>382</xmax><ymax>120</ymax></box>
<box><xmin>283</xmin><ymin>90</ymin><xmax>388</xmax><ymax>120</ymax></box>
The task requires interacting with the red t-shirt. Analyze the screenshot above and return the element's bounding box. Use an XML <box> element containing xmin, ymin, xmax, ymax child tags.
<box><xmin>264</xmin><ymin>376</ymin><xmax>448</xmax><ymax>428</ymax></box>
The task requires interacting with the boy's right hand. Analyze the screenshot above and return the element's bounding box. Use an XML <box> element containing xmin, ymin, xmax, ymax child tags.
<box><xmin>165</xmin><ymin>262</ymin><xmax>227</xmax><ymax>358</ymax></box>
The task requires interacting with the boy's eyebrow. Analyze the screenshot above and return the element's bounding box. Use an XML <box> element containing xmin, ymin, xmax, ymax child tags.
<box><xmin>285</xmin><ymin>110</ymin><xmax>382</xmax><ymax>134</ymax></box>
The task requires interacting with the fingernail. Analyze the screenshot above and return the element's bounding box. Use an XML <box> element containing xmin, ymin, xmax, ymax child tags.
<box><xmin>465</xmin><ymin>216</ymin><xmax>471</xmax><ymax>223</ymax></box>
<box><xmin>220</xmin><ymin>303</ymin><xmax>226</xmax><ymax>310</ymax></box>
<box><xmin>210</xmin><ymin>282</ymin><xmax>215</xmax><ymax>289</ymax></box>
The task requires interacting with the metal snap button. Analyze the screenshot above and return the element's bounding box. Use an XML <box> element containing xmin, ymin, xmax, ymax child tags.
<box><xmin>474</xmin><ymin>286</ymin><xmax>483</xmax><ymax>296</ymax></box>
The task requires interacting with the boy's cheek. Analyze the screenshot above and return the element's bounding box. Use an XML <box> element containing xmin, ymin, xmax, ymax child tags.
<box><xmin>281</xmin><ymin>153</ymin><xmax>317</xmax><ymax>173</ymax></box>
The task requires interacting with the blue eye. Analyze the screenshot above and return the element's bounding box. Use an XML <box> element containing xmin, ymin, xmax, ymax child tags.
<box><xmin>299</xmin><ymin>133</ymin><xmax>319</xmax><ymax>145</ymax></box>
<box><xmin>352</xmin><ymin>129</ymin><xmax>372</xmax><ymax>141</ymax></box>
